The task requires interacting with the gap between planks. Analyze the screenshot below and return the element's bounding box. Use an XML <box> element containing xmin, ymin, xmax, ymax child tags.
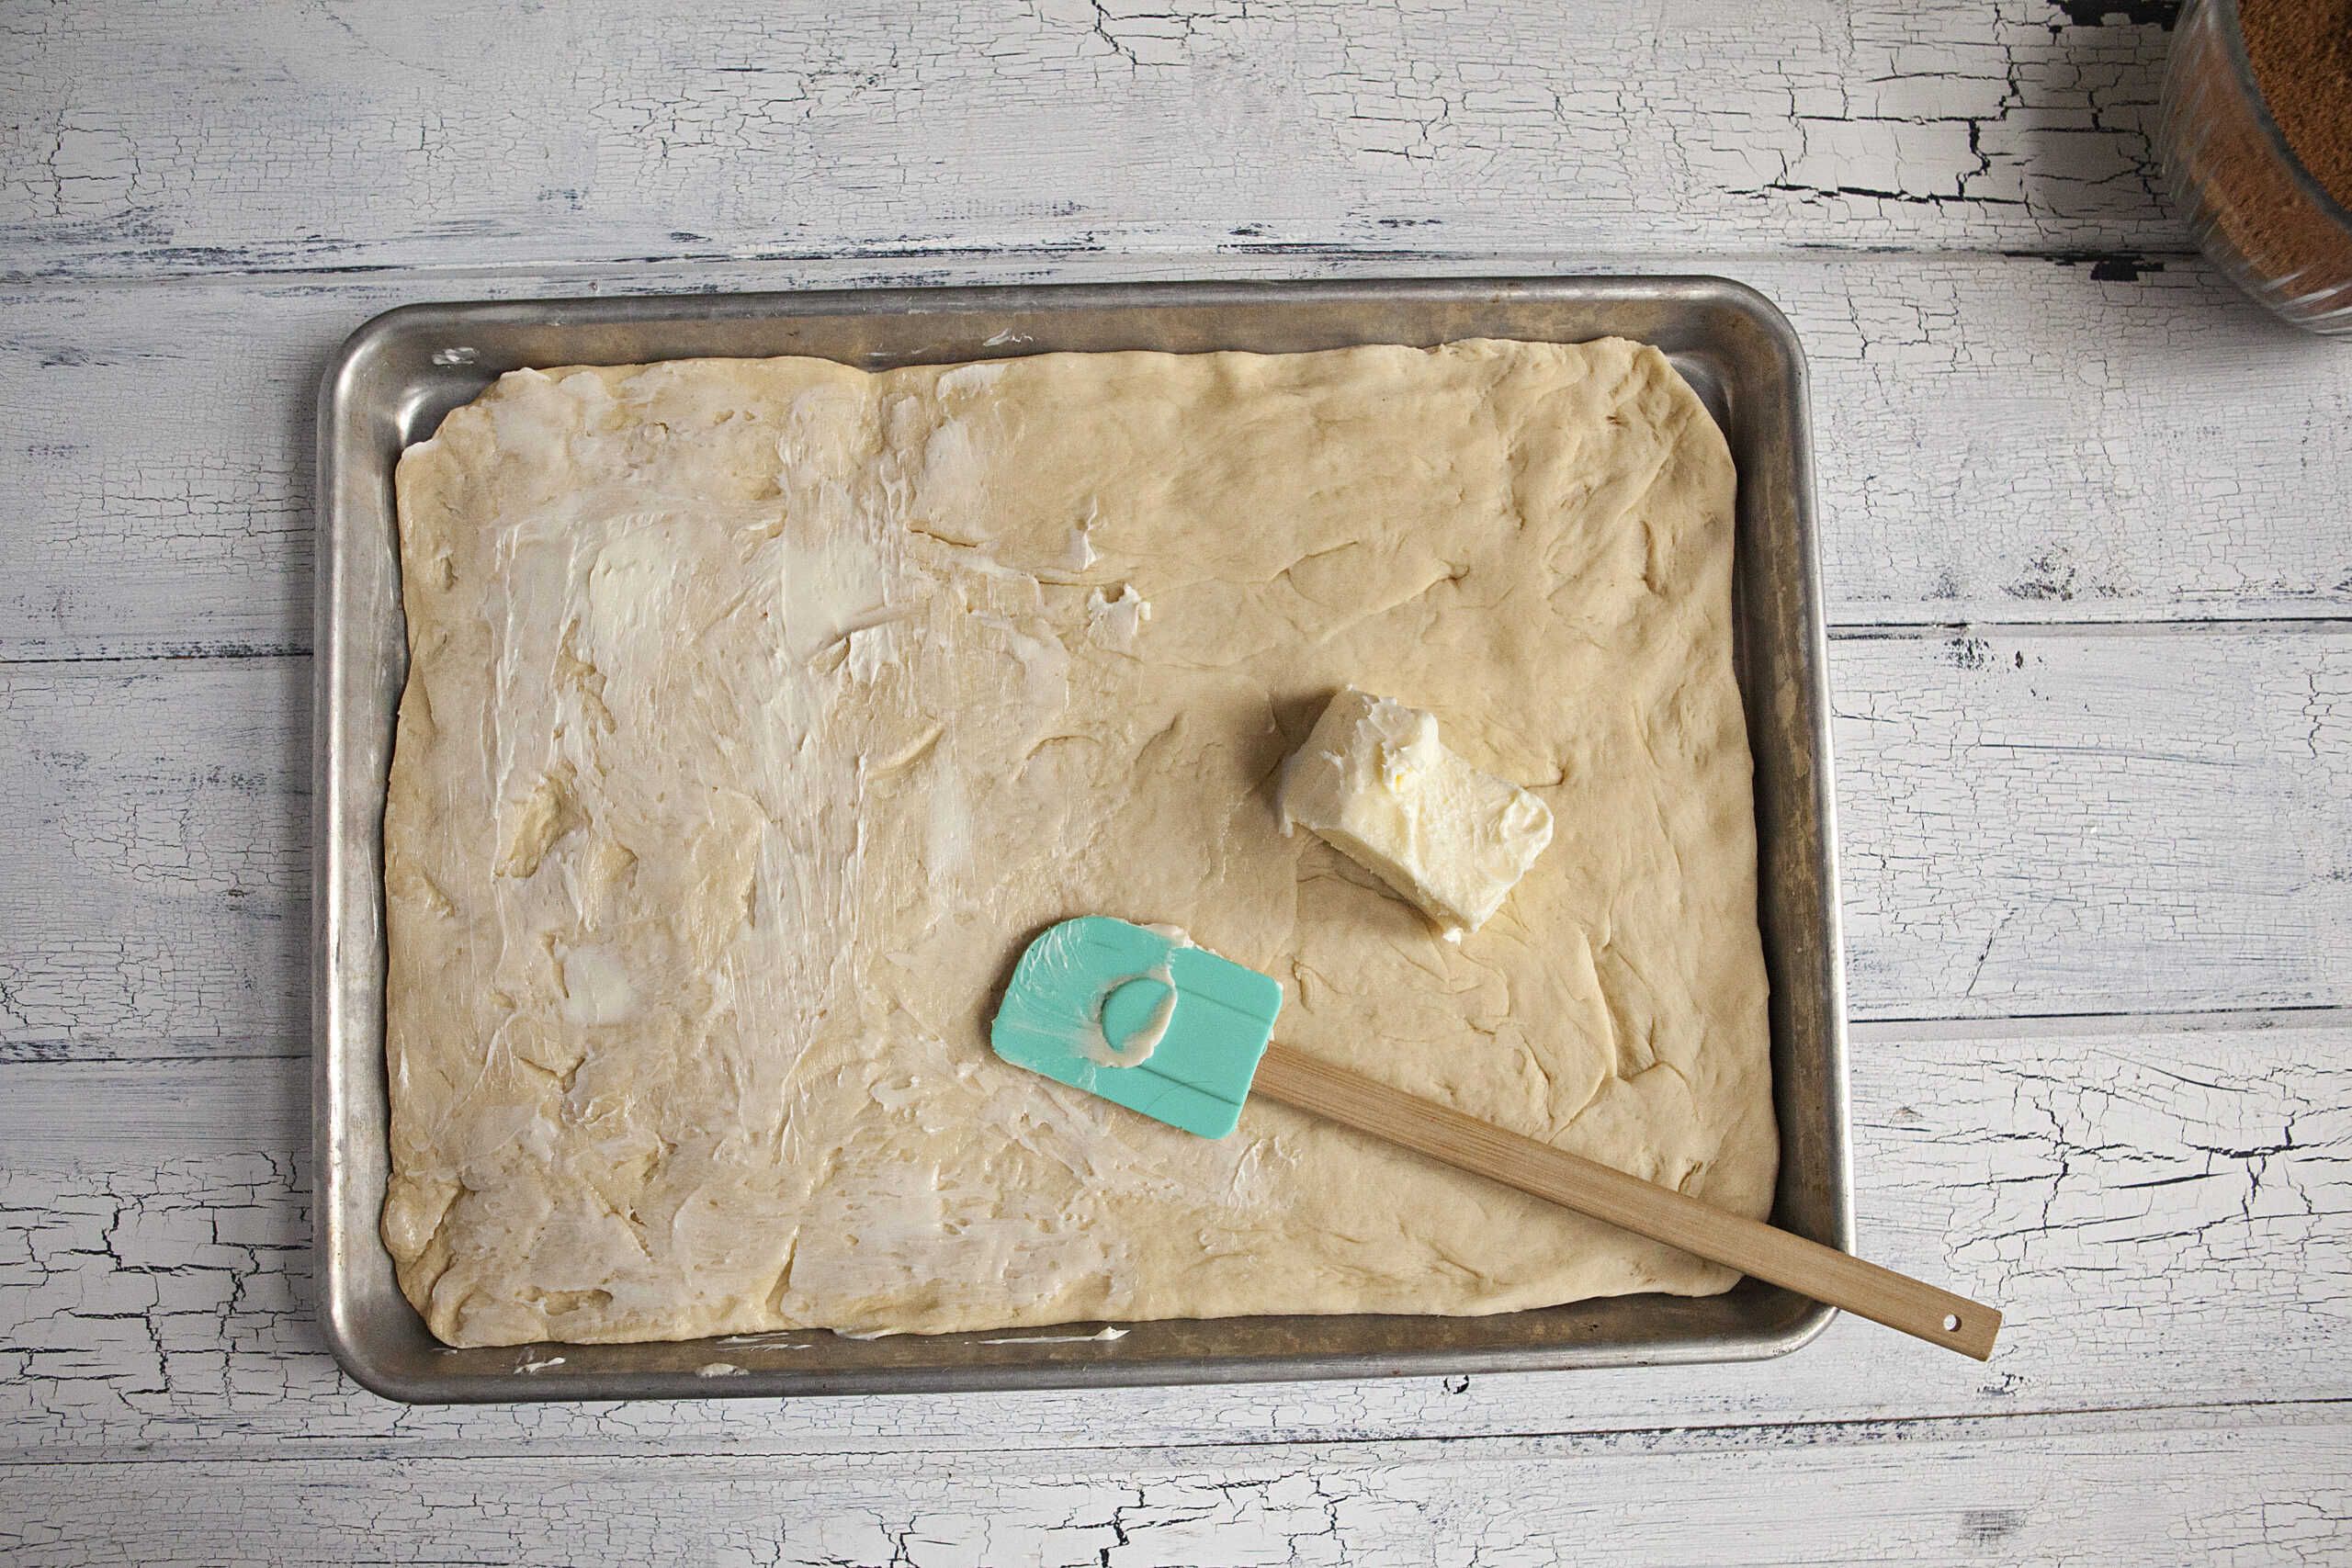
<box><xmin>1831</xmin><ymin>615</ymin><xmax>2352</xmax><ymax>639</ymax></box>
<box><xmin>1847</xmin><ymin>1001</ymin><xmax>2352</xmax><ymax>1043</ymax></box>
<box><xmin>1</xmin><ymin>1397</ymin><xmax>2346</xmax><ymax>1472</ymax></box>
<box><xmin>0</xmin><ymin>246</ymin><xmax>2211</xmax><ymax>295</ymax></box>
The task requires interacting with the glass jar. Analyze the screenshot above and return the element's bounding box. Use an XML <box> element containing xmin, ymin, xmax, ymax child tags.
<box><xmin>2160</xmin><ymin>0</ymin><xmax>2352</xmax><ymax>336</ymax></box>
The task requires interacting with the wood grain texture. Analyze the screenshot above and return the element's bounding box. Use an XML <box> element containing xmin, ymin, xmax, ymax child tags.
<box><xmin>7</xmin><ymin>254</ymin><xmax>2352</xmax><ymax>665</ymax></box>
<box><xmin>0</xmin><ymin>1019</ymin><xmax>2344</xmax><ymax>1457</ymax></box>
<box><xmin>1832</xmin><ymin>626</ymin><xmax>2352</xmax><ymax>1020</ymax></box>
<box><xmin>6</xmin><ymin>630</ymin><xmax>2344</xmax><ymax>1063</ymax></box>
<box><xmin>3</xmin><ymin>1412</ymin><xmax>2347</xmax><ymax>1565</ymax></box>
<box><xmin>0</xmin><ymin>0</ymin><xmax>2185</xmax><ymax>279</ymax></box>
<box><xmin>0</xmin><ymin>658</ymin><xmax>306</xmax><ymax>1060</ymax></box>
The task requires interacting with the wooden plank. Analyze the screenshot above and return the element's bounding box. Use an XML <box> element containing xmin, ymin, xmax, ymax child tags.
<box><xmin>0</xmin><ymin>1017</ymin><xmax>2343</xmax><ymax>1456</ymax></box>
<box><xmin>1834</xmin><ymin>626</ymin><xmax>2352</xmax><ymax>1019</ymax></box>
<box><xmin>6</xmin><ymin>254</ymin><xmax>2351</xmax><ymax>667</ymax></box>
<box><xmin>6</xmin><ymin>627</ymin><xmax>2346</xmax><ymax>1063</ymax></box>
<box><xmin>0</xmin><ymin>658</ymin><xmax>307</xmax><ymax>1060</ymax></box>
<box><xmin>0</xmin><ymin>0</ymin><xmax>2181</xmax><ymax>278</ymax></box>
<box><xmin>0</xmin><ymin>1415</ymin><xmax>2345</xmax><ymax>1565</ymax></box>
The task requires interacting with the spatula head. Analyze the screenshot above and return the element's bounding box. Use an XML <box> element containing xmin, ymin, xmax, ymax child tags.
<box><xmin>990</xmin><ymin>917</ymin><xmax>1284</xmax><ymax>1138</ymax></box>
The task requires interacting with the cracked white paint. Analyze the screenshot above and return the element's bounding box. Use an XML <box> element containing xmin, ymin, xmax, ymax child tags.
<box><xmin>0</xmin><ymin>660</ymin><xmax>306</xmax><ymax>1058</ymax></box>
<box><xmin>0</xmin><ymin>1401</ymin><xmax>2346</xmax><ymax>1563</ymax></box>
<box><xmin>1831</xmin><ymin>629</ymin><xmax>2352</xmax><ymax>1017</ymax></box>
<box><xmin>0</xmin><ymin>0</ymin><xmax>2187</xmax><ymax>277</ymax></box>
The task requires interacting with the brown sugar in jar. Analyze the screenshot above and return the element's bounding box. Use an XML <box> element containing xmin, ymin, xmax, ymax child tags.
<box><xmin>2161</xmin><ymin>0</ymin><xmax>2352</xmax><ymax>333</ymax></box>
<box><xmin>2242</xmin><ymin>0</ymin><xmax>2352</xmax><ymax>208</ymax></box>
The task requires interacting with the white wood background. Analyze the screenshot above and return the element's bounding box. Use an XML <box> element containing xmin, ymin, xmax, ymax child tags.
<box><xmin>6</xmin><ymin>1</ymin><xmax>2351</xmax><ymax>1562</ymax></box>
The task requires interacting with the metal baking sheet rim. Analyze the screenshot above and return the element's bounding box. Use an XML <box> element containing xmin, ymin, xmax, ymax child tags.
<box><xmin>312</xmin><ymin>276</ymin><xmax>1850</xmax><ymax>1404</ymax></box>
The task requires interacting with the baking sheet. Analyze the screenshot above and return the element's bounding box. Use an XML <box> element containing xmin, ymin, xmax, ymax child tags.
<box><xmin>313</xmin><ymin>277</ymin><xmax>1848</xmax><ymax>1403</ymax></box>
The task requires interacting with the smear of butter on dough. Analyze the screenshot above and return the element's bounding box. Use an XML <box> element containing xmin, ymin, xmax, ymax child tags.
<box><xmin>1085</xmin><ymin>582</ymin><xmax>1150</xmax><ymax>649</ymax></box>
<box><xmin>978</xmin><ymin>1325</ymin><xmax>1129</xmax><ymax>1344</ymax></box>
<box><xmin>558</xmin><ymin>943</ymin><xmax>636</xmax><ymax>1025</ymax></box>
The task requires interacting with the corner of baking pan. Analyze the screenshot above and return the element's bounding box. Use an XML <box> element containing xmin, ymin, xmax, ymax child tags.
<box><xmin>313</xmin><ymin>1292</ymin><xmax>436</xmax><ymax>1406</ymax></box>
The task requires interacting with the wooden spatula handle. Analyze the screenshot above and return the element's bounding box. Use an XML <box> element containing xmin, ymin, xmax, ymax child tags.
<box><xmin>1250</xmin><ymin>1042</ymin><xmax>2000</xmax><ymax>1360</ymax></box>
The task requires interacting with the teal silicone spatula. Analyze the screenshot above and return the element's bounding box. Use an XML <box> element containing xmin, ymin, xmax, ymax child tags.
<box><xmin>993</xmin><ymin>917</ymin><xmax>2002</xmax><ymax>1361</ymax></box>
<box><xmin>991</xmin><ymin>916</ymin><xmax>1285</xmax><ymax>1138</ymax></box>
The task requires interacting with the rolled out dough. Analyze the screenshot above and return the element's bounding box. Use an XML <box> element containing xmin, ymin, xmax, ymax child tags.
<box><xmin>383</xmin><ymin>336</ymin><xmax>1775</xmax><ymax>1348</ymax></box>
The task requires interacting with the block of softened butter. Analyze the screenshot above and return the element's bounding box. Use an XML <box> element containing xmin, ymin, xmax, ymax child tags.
<box><xmin>1277</xmin><ymin>688</ymin><xmax>1555</xmax><ymax>941</ymax></box>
